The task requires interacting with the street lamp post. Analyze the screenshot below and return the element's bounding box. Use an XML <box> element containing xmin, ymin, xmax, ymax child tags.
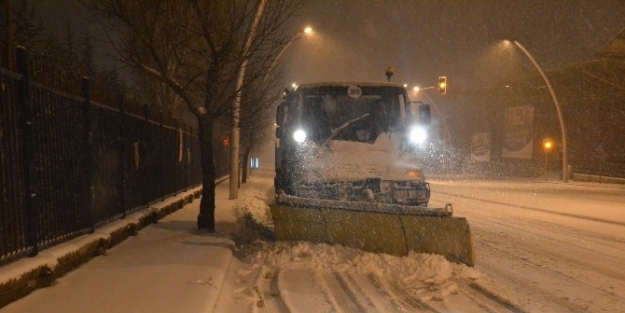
<box><xmin>513</xmin><ymin>40</ymin><xmax>568</xmax><ymax>182</ymax></box>
<box><xmin>230</xmin><ymin>25</ymin><xmax>313</xmax><ymax>199</ymax></box>
<box><xmin>230</xmin><ymin>0</ymin><xmax>267</xmax><ymax>199</ymax></box>
<box><xmin>263</xmin><ymin>26</ymin><xmax>313</xmax><ymax>83</ymax></box>
<box><xmin>542</xmin><ymin>138</ymin><xmax>554</xmax><ymax>177</ymax></box>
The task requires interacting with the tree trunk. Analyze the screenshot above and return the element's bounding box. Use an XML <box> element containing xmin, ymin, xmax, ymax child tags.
<box><xmin>197</xmin><ymin>114</ymin><xmax>216</xmax><ymax>231</ymax></box>
<box><xmin>242</xmin><ymin>147</ymin><xmax>252</xmax><ymax>184</ymax></box>
<box><xmin>241</xmin><ymin>152</ymin><xmax>248</xmax><ymax>184</ymax></box>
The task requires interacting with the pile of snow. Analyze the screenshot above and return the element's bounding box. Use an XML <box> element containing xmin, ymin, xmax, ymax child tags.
<box><xmin>233</xmin><ymin>181</ymin><xmax>482</xmax><ymax>302</ymax></box>
<box><xmin>251</xmin><ymin>241</ymin><xmax>481</xmax><ymax>301</ymax></box>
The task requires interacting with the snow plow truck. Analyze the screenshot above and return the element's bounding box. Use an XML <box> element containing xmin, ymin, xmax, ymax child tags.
<box><xmin>272</xmin><ymin>82</ymin><xmax>474</xmax><ymax>266</ymax></box>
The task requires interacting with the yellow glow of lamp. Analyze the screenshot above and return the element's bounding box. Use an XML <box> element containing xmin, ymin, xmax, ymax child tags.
<box><xmin>437</xmin><ymin>76</ymin><xmax>447</xmax><ymax>94</ymax></box>
<box><xmin>406</xmin><ymin>169</ymin><xmax>424</xmax><ymax>180</ymax></box>
<box><xmin>543</xmin><ymin>138</ymin><xmax>554</xmax><ymax>152</ymax></box>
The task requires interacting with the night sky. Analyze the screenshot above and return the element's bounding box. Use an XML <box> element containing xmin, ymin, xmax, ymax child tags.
<box><xmin>281</xmin><ymin>0</ymin><xmax>625</xmax><ymax>90</ymax></box>
<box><xmin>35</xmin><ymin>0</ymin><xmax>625</xmax><ymax>92</ymax></box>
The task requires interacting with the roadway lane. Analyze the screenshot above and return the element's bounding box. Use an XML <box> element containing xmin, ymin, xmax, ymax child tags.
<box><xmin>428</xmin><ymin>179</ymin><xmax>625</xmax><ymax>312</ymax></box>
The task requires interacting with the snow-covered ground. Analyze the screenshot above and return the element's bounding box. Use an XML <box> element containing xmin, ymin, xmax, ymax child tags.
<box><xmin>429</xmin><ymin>178</ymin><xmax>625</xmax><ymax>312</ymax></box>
<box><xmin>214</xmin><ymin>172</ymin><xmax>625</xmax><ymax>312</ymax></box>
<box><xmin>229</xmin><ymin>173</ymin><xmax>625</xmax><ymax>312</ymax></box>
<box><xmin>2</xmin><ymin>171</ymin><xmax>624</xmax><ymax>312</ymax></box>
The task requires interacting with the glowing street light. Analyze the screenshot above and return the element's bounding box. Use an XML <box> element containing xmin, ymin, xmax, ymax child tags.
<box><xmin>542</xmin><ymin>138</ymin><xmax>555</xmax><ymax>177</ymax></box>
<box><xmin>413</xmin><ymin>85</ymin><xmax>434</xmax><ymax>92</ymax></box>
<box><xmin>230</xmin><ymin>25</ymin><xmax>314</xmax><ymax>199</ymax></box>
<box><xmin>505</xmin><ymin>39</ymin><xmax>568</xmax><ymax>182</ymax></box>
<box><xmin>543</xmin><ymin>138</ymin><xmax>554</xmax><ymax>152</ymax></box>
<box><xmin>230</xmin><ymin>0</ymin><xmax>267</xmax><ymax>200</ymax></box>
<box><xmin>264</xmin><ymin>26</ymin><xmax>314</xmax><ymax>83</ymax></box>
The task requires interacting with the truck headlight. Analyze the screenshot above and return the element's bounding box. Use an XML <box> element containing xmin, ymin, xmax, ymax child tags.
<box><xmin>293</xmin><ymin>129</ymin><xmax>307</xmax><ymax>143</ymax></box>
<box><xmin>409</xmin><ymin>127</ymin><xmax>427</xmax><ymax>144</ymax></box>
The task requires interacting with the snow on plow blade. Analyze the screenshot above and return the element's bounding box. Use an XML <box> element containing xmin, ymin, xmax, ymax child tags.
<box><xmin>271</xmin><ymin>195</ymin><xmax>475</xmax><ymax>267</ymax></box>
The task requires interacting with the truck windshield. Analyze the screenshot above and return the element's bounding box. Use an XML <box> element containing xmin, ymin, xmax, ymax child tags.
<box><xmin>301</xmin><ymin>90</ymin><xmax>403</xmax><ymax>144</ymax></box>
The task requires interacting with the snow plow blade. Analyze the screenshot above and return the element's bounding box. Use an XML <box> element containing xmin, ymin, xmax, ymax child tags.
<box><xmin>271</xmin><ymin>195</ymin><xmax>475</xmax><ymax>267</ymax></box>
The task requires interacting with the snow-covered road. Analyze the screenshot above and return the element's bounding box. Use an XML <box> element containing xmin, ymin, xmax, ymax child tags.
<box><xmin>222</xmin><ymin>175</ymin><xmax>625</xmax><ymax>313</ymax></box>
<box><xmin>428</xmin><ymin>179</ymin><xmax>625</xmax><ymax>312</ymax></box>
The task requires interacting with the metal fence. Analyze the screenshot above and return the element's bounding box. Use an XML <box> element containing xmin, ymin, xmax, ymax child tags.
<box><xmin>0</xmin><ymin>48</ymin><xmax>218</xmax><ymax>265</ymax></box>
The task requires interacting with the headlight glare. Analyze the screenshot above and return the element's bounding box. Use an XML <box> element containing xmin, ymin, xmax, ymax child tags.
<box><xmin>409</xmin><ymin>127</ymin><xmax>427</xmax><ymax>144</ymax></box>
<box><xmin>293</xmin><ymin>129</ymin><xmax>307</xmax><ymax>143</ymax></box>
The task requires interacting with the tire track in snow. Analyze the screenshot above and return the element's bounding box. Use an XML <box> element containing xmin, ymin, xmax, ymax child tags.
<box><xmin>475</xmin><ymin>250</ymin><xmax>598</xmax><ymax>313</ymax></box>
<box><xmin>435</xmin><ymin>189</ymin><xmax>625</xmax><ymax>227</ymax></box>
<box><xmin>473</xmin><ymin>213</ymin><xmax>625</xmax><ymax>283</ymax></box>
<box><xmin>253</xmin><ymin>267</ymin><xmax>290</xmax><ymax>313</ymax></box>
<box><xmin>430</xmin><ymin>186</ymin><xmax>625</xmax><ymax>312</ymax></box>
<box><xmin>454</xmin><ymin>202</ymin><xmax>625</xmax><ymax>287</ymax></box>
<box><xmin>454</xmin><ymin>281</ymin><xmax>526</xmax><ymax>313</ymax></box>
<box><xmin>465</xmin><ymin>211</ymin><xmax>625</xmax><ymax>311</ymax></box>
<box><xmin>318</xmin><ymin>272</ymin><xmax>367</xmax><ymax>313</ymax></box>
<box><xmin>367</xmin><ymin>272</ymin><xmax>441</xmax><ymax>312</ymax></box>
<box><xmin>340</xmin><ymin>271</ymin><xmax>407</xmax><ymax>313</ymax></box>
<box><xmin>431</xmin><ymin>193</ymin><xmax>625</xmax><ymax>282</ymax></box>
<box><xmin>276</xmin><ymin>268</ymin><xmax>335</xmax><ymax>312</ymax></box>
<box><xmin>455</xmin><ymin>198</ymin><xmax>625</xmax><ymax>255</ymax></box>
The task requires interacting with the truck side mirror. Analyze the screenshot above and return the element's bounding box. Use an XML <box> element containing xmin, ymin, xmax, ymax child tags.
<box><xmin>276</xmin><ymin>104</ymin><xmax>285</xmax><ymax>127</ymax></box>
<box><xmin>275</xmin><ymin>126</ymin><xmax>283</xmax><ymax>139</ymax></box>
<box><xmin>419</xmin><ymin>104</ymin><xmax>431</xmax><ymax>126</ymax></box>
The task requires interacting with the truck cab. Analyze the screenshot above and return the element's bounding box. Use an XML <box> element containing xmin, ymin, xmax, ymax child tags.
<box><xmin>275</xmin><ymin>82</ymin><xmax>431</xmax><ymax>206</ymax></box>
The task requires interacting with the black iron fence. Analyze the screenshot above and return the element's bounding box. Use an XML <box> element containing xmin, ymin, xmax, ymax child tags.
<box><xmin>0</xmin><ymin>47</ymin><xmax>217</xmax><ymax>265</ymax></box>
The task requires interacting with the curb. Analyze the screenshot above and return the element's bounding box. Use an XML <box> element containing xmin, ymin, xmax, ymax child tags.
<box><xmin>0</xmin><ymin>186</ymin><xmax>204</xmax><ymax>309</ymax></box>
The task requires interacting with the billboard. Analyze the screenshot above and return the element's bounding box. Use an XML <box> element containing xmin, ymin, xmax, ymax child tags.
<box><xmin>502</xmin><ymin>106</ymin><xmax>534</xmax><ymax>159</ymax></box>
<box><xmin>471</xmin><ymin>132</ymin><xmax>491</xmax><ymax>162</ymax></box>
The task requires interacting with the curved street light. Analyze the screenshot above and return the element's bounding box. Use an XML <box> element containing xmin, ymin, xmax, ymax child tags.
<box><xmin>230</xmin><ymin>0</ymin><xmax>267</xmax><ymax>199</ymax></box>
<box><xmin>263</xmin><ymin>26</ymin><xmax>314</xmax><ymax>83</ymax></box>
<box><xmin>512</xmin><ymin>40</ymin><xmax>568</xmax><ymax>183</ymax></box>
<box><xmin>230</xmin><ymin>25</ymin><xmax>314</xmax><ymax>198</ymax></box>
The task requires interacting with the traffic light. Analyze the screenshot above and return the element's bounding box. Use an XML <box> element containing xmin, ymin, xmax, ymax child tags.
<box><xmin>437</xmin><ymin>76</ymin><xmax>447</xmax><ymax>94</ymax></box>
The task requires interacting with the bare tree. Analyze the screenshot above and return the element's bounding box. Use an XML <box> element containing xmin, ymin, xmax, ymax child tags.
<box><xmin>11</xmin><ymin>0</ymin><xmax>42</xmax><ymax>50</ymax></box>
<box><xmin>239</xmin><ymin>67</ymin><xmax>284</xmax><ymax>183</ymax></box>
<box><xmin>86</xmin><ymin>0</ymin><xmax>302</xmax><ymax>230</ymax></box>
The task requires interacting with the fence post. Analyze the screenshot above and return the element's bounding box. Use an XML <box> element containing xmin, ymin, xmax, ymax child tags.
<box><xmin>174</xmin><ymin>118</ymin><xmax>179</xmax><ymax>195</ymax></box>
<box><xmin>159</xmin><ymin>110</ymin><xmax>165</xmax><ymax>201</ymax></box>
<box><xmin>16</xmin><ymin>46</ymin><xmax>38</xmax><ymax>256</ymax></box>
<box><xmin>82</xmin><ymin>77</ymin><xmax>95</xmax><ymax>232</ymax></box>
<box><xmin>184</xmin><ymin>124</ymin><xmax>189</xmax><ymax>191</ymax></box>
<box><xmin>143</xmin><ymin>104</ymin><xmax>149</xmax><ymax>206</ymax></box>
<box><xmin>118</xmin><ymin>94</ymin><xmax>127</xmax><ymax>218</ymax></box>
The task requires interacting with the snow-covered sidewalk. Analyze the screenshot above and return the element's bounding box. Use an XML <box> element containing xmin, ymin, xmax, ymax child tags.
<box><xmin>0</xmin><ymin>179</ymin><xmax>241</xmax><ymax>312</ymax></box>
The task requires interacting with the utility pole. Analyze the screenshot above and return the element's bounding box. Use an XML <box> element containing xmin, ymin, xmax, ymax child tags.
<box><xmin>230</xmin><ymin>0</ymin><xmax>267</xmax><ymax>199</ymax></box>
